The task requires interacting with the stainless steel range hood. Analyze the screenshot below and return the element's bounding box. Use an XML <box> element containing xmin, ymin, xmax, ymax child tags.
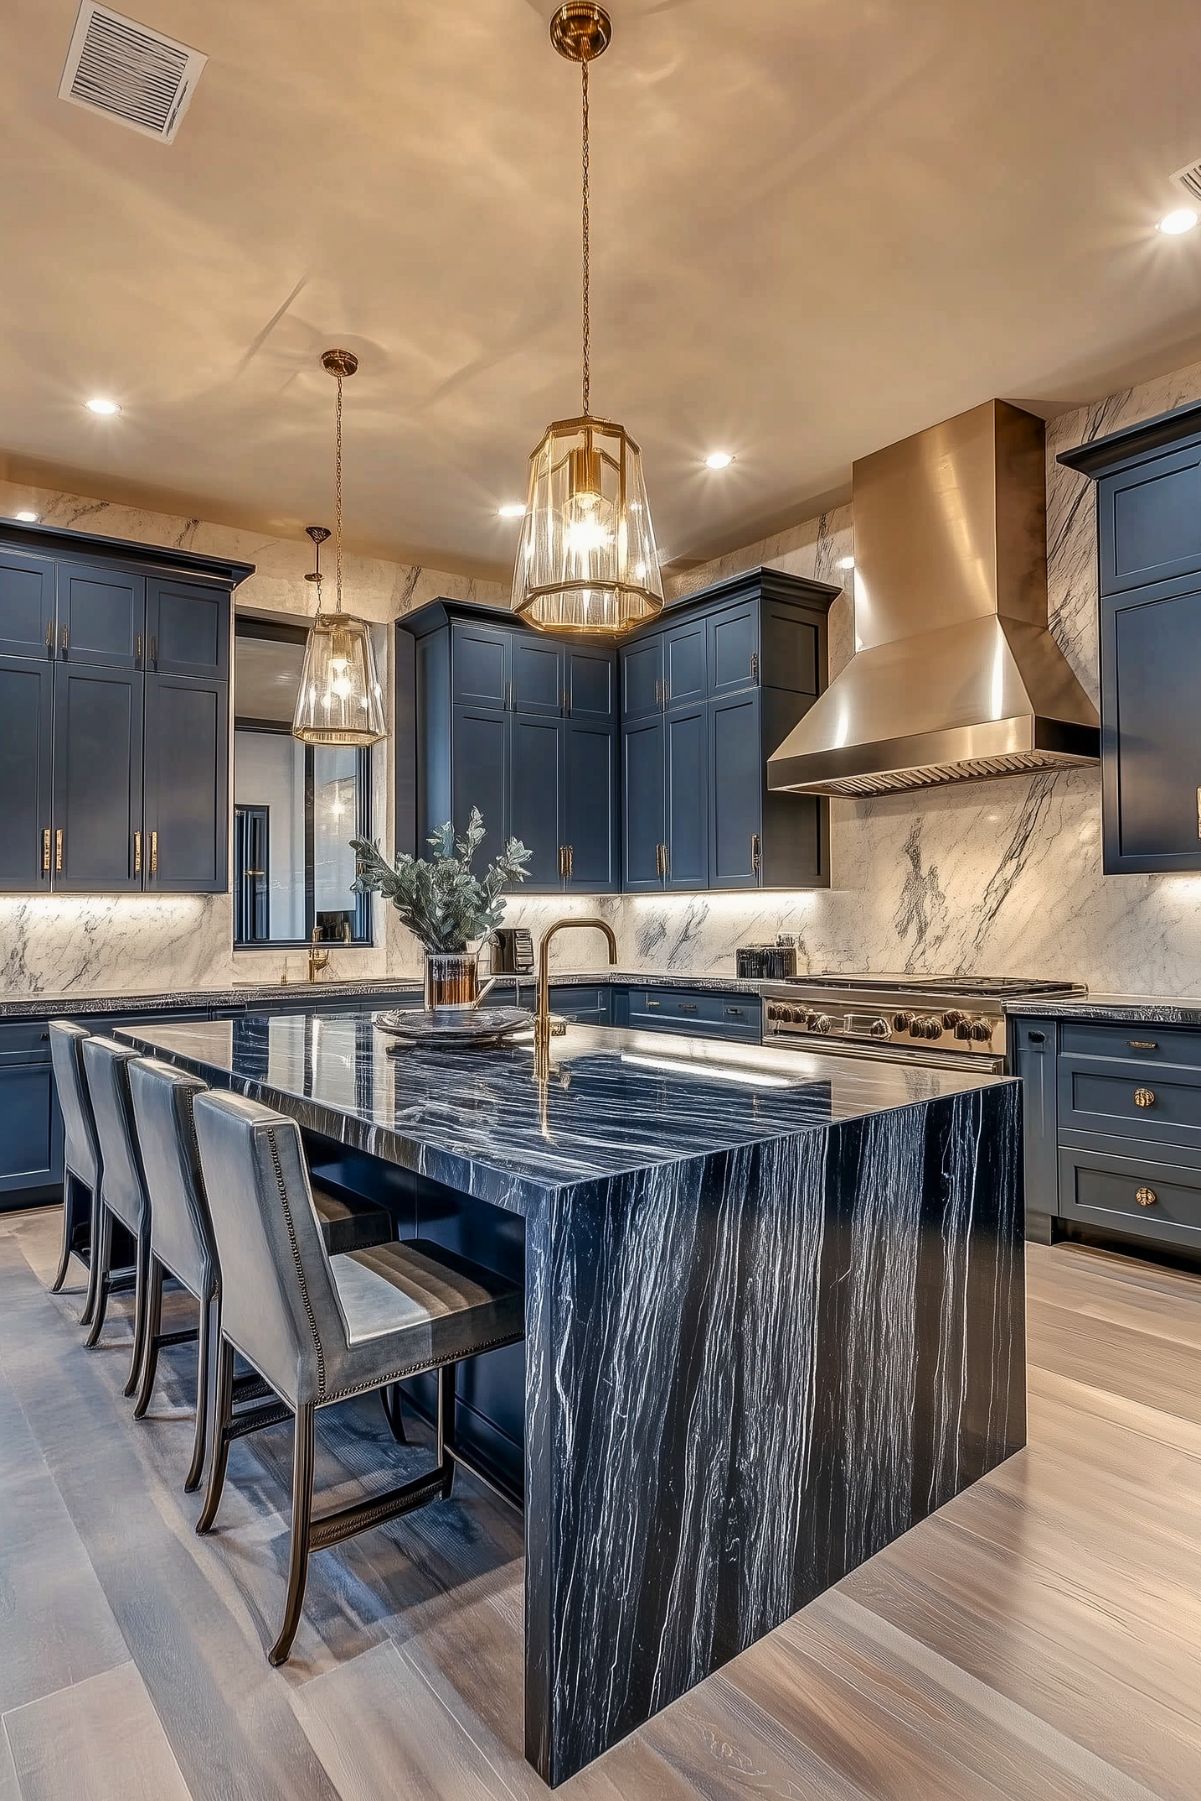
<box><xmin>767</xmin><ymin>399</ymin><xmax>1099</xmax><ymax>797</ymax></box>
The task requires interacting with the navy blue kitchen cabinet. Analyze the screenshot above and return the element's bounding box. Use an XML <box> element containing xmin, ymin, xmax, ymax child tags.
<box><xmin>400</xmin><ymin>603</ymin><xmax>617</xmax><ymax>893</ymax></box>
<box><xmin>0</xmin><ymin>1024</ymin><xmax>63</xmax><ymax>1209</ymax></box>
<box><xmin>0</xmin><ymin>520</ymin><xmax>249</xmax><ymax>895</ymax></box>
<box><xmin>0</xmin><ymin>657</ymin><xmax>54</xmax><ymax>891</ymax></box>
<box><xmin>1060</xmin><ymin>401</ymin><xmax>1201</xmax><ymax>873</ymax></box>
<box><xmin>619</xmin><ymin>570</ymin><xmax>837</xmax><ymax>891</ymax></box>
<box><xmin>614</xmin><ymin>984</ymin><xmax>763</xmax><ymax>1041</ymax></box>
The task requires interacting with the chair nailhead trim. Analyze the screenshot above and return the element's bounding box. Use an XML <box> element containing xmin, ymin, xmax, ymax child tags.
<box><xmin>321</xmin><ymin>1329</ymin><xmax>524</xmax><ymax>1407</ymax></box>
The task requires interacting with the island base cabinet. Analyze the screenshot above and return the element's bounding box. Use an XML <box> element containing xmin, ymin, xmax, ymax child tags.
<box><xmin>0</xmin><ymin>1042</ymin><xmax>63</xmax><ymax>1209</ymax></box>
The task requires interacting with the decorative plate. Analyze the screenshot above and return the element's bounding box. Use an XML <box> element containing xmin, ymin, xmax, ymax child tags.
<box><xmin>375</xmin><ymin>1006</ymin><xmax>531</xmax><ymax>1049</ymax></box>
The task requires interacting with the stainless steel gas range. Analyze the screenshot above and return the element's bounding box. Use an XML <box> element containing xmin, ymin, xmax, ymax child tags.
<box><xmin>761</xmin><ymin>974</ymin><xmax>1086</xmax><ymax>1072</ymax></box>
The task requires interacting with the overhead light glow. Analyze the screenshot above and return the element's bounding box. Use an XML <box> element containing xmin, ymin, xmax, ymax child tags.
<box><xmin>704</xmin><ymin>450</ymin><xmax>734</xmax><ymax>470</ymax></box>
<box><xmin>497</xmin><ymin>502</ymin><xmax>526</xmax><ymax>519</ymax></box>
<box><xmin>85</xmin><ymin>396</ymin><xmax>121</xmax><ymax>415</ymax></box>
<box><xmin>1157</xmin><ymin>208</ymin><xmax>1199</xmax><ymax>236</ymax></box>
<box><xmin>15</xmin><ymin>510</ymin><xmax>39</xmax><ymax>523</ymax></box>
<box><xmin>837</xmin><ymin>555</ymin><xmax>855</xmax><ymax>570</ymax></box>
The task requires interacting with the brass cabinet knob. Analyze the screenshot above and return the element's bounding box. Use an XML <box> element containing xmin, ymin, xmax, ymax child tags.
<box><xmin>1135</xmin><ymin>1186</ymin><xmax>1158</xmax><ymax>1208</ymax></box>
<box><xmin>1133</xmin><ymin>1087</ymin><xmax>1156</xmax><ymax>1108</ymax></box>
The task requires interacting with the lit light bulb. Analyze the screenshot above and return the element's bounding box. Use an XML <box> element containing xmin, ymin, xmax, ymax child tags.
<box><xmin>1158</xmin><ymin>207</ymin><xmax>1199</xmax><ymax>236</ymax></box>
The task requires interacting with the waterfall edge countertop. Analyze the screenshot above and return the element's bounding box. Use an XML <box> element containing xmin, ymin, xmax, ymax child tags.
<box><xmin>113</xmin><ymin>1010</ymin><xmax>1008</xmax><ymax>1212</ymax></box>
<box><xmin>1006</xmin><ymin>992</ymin><xmax>1201</xmax><ymax>1025</ymax></box>
<box><xmin>114</xmin><ymin>1006</ymin><xmax>1024</xmax><ymax>1789</ymax></box>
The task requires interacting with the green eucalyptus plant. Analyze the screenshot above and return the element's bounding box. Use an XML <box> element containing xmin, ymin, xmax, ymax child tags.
<box><xmin>350</xmin><ymin>808</ymin><xmax>531</xmax><ymax>954</ymax></box>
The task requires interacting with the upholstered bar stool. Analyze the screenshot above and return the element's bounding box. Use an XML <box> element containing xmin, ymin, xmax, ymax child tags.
<box><xmin>47</xmin><ymin>1020</ymin><xmax>102</xmax><ymax>1311</ymax></box>
<box><xmin>191</xmin><ymin>1088</ymin><xmax>524</xmax><ymax>1666</ymax></box>
<box><xmin>81</xmin><ymin>1036</ymin><xmax>159</xmax><ymax>1394</ymax></box>
<box><xmin>127</xmin><ymin>1057</ymin><xmax>396</xmax><ymax>1491</ymax></box>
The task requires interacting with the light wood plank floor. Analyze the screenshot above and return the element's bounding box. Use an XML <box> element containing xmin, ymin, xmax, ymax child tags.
<box><xmin>1</xmin><ymin>1203</ymin><xmax>1199</xmax><ymax>1800</ymax></box>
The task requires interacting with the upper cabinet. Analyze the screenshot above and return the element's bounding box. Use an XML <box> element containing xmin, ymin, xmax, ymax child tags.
<box><xmin>0</xmin><ymin>519</ymin><xmax>251</xmax><ymax>894</ymax></box>
<box><xmin>1060</xmin><ymin>401</ymin><xmax>1201</xmax><ymax>874</ymax></box>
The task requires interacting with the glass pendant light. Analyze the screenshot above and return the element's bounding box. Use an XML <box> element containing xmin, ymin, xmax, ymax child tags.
<box><xmin>292</xmin><ymin>349</ymin><xmax>387</xmax><ymax>745</ymax></box>
<box><xmin>512</xmin><ymin>2</ymin><xmax>664</xmax><ymax>637</ymax></box>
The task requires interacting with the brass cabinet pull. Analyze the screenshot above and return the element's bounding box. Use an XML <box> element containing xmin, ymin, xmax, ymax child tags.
<box><xmin>662</xmin><ymin>841</ymin><xmax>670</xmax><ymax>879</ymax></box>
<box><xmin>54</xmin><ymin>828</ymin><xmax>63</xmax><ymax>872</ymax></box>
<box><xmin>133</xmin><ymin>830</ymin><xmax>142</xmax><ymax>874</ymax></box>
<box><xmin>1197</xmin><ymin>786</ymin><xmax>1201</xmax><ymax>840</ymax></box>
<box><xmin>150</xmin><ymin>830</ymin><xmax>158</xmax><ymax>877</ymax></box>
<box><xmin>1135</xmin><ymin>1186</ymin><xmax>1158</xmax><ymax>1208</ymax></box>
<box><xmin>750</xmin><ymin>651</ymin><xmax>759</xmax><ymax>682</ymax></box>
<box><xmin>45</xmin><ymin>621</ymin><xmax>55</xmax><ymax>659</ymax></box>
<box><xmin>59</xmin><ymin>624</ymin><xmax>69</xmax><ymax>655</ymax></box>
<box><xmin>751</xmin><ymin>832</ymin><xmax>761</xmax><ymax>873</ymax></box>
<box><xmin>41</xmin><ymin>827</ymin><xmax>51</xmax><ymax>874</ymax></box>
<box><xmin>565</xmin><ymin>844</ymin><xmax>574</xmax><ymax>880</ymax></box>
<box><xmin>1133</xmin><ymin>1087</ymin><xmax>1156</xmax><ymax>1109</ymax></box>
<box><xmin>654</xmin><ymin>842</ymin><xmax>663</xmax><ymax>879</ymax></box>
<box><xmin>1128</xmin><ymin>1039</ymin><xmax>1158</xmax><ymax>1051</ymax></box>
<box><xmin>149</xmin><ymin>635</ymin><xmax>158</xmax><ymax>668</ymax></box>
<box><xmin>135</xmin><ymin>633</ymin><xmax>143</xmax><ymax>665</ymax></box>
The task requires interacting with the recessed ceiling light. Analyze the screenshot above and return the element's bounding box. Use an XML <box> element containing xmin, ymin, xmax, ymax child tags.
<box><xmin>15</xmin><ymin>510</ymin><xmax>39</xmax><ymax>523</ymax></box>
<box><xmin>85</xmin><ymin>396</ymin><xmax>121</xmax><ymax>415</ymax></box>
<box><xmin>704</xmin><ymin>450</ymin><xmax>734</xmax><ymax>470</ymax></box>
<box><xmin>1157</xmin><ymin>207</ymin><xmax>1199</xmax><ymax>235</ymax></box>
<box><xmin>497</xmin><ymin>502</ymin><xmax>526</xmax><ymax>519</ymax></box>
<box><xmin>837</xmin><ymin>555</ymin><xmax>855</xmax><ymax>570</ymax></box>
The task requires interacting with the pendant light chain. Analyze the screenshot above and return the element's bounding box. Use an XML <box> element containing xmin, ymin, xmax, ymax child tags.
<box><xmin>333</xmin><ymin>368</ymin><xmax>344</xmax><ymax>615</ymax></box>
<box><xmin>581</xmin><ymin>58</ymin><xmax>591</xmax><ymax>418</ymax></box>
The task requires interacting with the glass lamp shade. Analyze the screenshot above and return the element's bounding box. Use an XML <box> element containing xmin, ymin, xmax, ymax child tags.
<box><xmin>513</xmin><ymin>415</ymin><xmax>664</xmax><ymax>635</ymax></box>
<box><xmin>292</xmin><ymin>612</ymin><xmax>386</xmax><ymax>746</ymax></box>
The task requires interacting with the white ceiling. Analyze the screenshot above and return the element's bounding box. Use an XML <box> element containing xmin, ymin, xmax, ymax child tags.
<box><xmin>4</xmin><ymin>0</ymin><xmax>1201</xmax><ymax>580</ymax></box>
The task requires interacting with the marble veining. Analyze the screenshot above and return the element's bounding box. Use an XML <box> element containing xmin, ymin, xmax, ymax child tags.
<box><xmin>1006</xmin><ymin>994</ymin><xmax>1201</xmax><ymax>1025</ymax></box>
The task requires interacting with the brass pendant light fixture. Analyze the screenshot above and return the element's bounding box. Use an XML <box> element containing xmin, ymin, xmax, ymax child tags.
<box><xmin>292</xmin><ymin>349</ymin><xmax>387</xmax><ymax>746</ymax></box>
<box><xmin>512</xmin><ymin>2</ymin><xmax>664</xmax><ymax>637</ymax></box>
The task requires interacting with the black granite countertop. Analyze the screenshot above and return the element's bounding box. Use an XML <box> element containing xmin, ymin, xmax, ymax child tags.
<box><xmin>116</xmin><ymin>1009</ymin><xmax>1009</xmax><ymax>1215</ymax></box>
<box><xmin>1005</xmin><ymin>993</ymin><xmax>1201</xmax><ymax>1025</ymax></box>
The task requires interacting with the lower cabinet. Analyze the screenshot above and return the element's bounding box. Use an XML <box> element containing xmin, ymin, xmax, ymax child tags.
<box><xmin>0</xmin><ymin>1025</ymin><xmax>64</xmax><ymax>1210</ymax></box>
<box><xmin>548</xmin><ymin>985</ymin><xmax>612</xmax><ymax>1027</ymax></box>
<box><xmin>614</xmin><ymin>986</ymin><xmax>762</xmax><ymax>1042</ymax></box>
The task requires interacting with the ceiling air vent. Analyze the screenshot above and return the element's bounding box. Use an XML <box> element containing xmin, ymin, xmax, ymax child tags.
<box><xmin>58</xmin><ymin>3</ymin><xmax>206</xmax><ymax>143</ymax></box>
<box><xmin>1171</xmin><ymin>157</ymin><xmax>1201</xmax><ymax>207</ymax></box>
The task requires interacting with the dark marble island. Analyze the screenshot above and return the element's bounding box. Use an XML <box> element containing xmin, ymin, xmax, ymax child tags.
<box><xmin>116</xmin><ymin>1009</ymin><xmax>1025</xmax><ymax>1787</ymax></box>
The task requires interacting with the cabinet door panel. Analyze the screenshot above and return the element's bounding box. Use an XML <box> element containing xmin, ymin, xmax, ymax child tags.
<box><xmin>451</xmin><ymin>704</ymin><xmax>508</xmax><ymax>846</ymax></box>
<box><xmin>709</xmin><ymin>692</ymin><xmax>762</xmax><ymax>888</ymax></box>
<box><xmin>52</xmin><ymin>666</ymin><xmax>144</xmax><ymax>891</ymax></box>
<box><xmin>59</xmin><ymin>563</ymin><xmax>145</xmax><ymax>668</ymax></box>
<box><xmin>563</xmin><ymin>721</ymin><xmax>616</xmax><ymax>889</ymax></box>
<box><xmin>664</xmin><ymin>617</ymin><xmax>706</xmax><ymax>707</ymax></box>
<box><xmin>665</xmin><ymin>705</ymin><xmax>708</xmax><ymax>888</ymax></box>
<box><xmin>0</xmin><ymin>1062</ymin><xmax>63</xmax><ymax>1199</ymax></box>
<box><xmin>707</xmin><ymin>602</ymin><xmax>759</xmax><ymax>697</ymax></box>
<box><xmin>622</xmin><ymin>717</ymin><xmax>666</xmax><ymax>891</ymax></box>
<box><xmin>0</xmin><ymin>550</ymin><xmax>55</xmax><ymax>659</ymax></box>
<box><xmin>451</xmin><ymin>623</ymin><xmax>509</xmax><ymax>707</ymax></box>
<box><xmin>566</xmin><ymin>646</ymin><xmax>615</xmax><ymax>721</ymax></box>
<box><xmin>1099</xmin><ymin>441</ymin><xmax>1201</xmax><ymax>595</ymax></box>
<box><xmin>0</xmin><ymin>657</ymin><xmax>53</xmax><ymax>891</ymax></box>
<box><xmin>511</xmin><ymin>638</ymin><xmax>563</xmax><ymax>716</ymax></box>
<box><xmin>144</xmin><ymin>675</ymin><xmax>229</xmax><ymax>892</ymax></box>
<box><xmin>146</xmin><ymin>577</ymin><xmax>230</xmax><ymax>679</ymax></box>
<box><xmin>1103</xmin><ymin>584</ymin><xmax>1201</xmax><ymax>870</ymax></box>
<box><xmin>509</xmin><ymin>713</ymin><xmax>563</xmax><ymax>890</ymax></box>
<box><xmin>621</xmin><ymin>636</ymin><xmax>663</xmax><ymax>722</ymax></box>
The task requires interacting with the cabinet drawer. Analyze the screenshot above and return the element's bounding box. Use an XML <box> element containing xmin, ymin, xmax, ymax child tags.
<box><xmin>0</xmin><ymin>1021</ymin><xmax>53</xmax><ymax>1062</ymax></box>
<box><xmin>1059</xmin><ymin>1055</ymin><xmax>1201</xmax><ymax>1150</ymax></box>
<box><xmin>1058</xmin><ymin>1143</ymin><xmax>1201</xmax><ymax>1249</ymax></box>
<box><xmin>548</xmin><ymin>984</ymin><xmax>611</xmax><ymax>1025</ymax></box>
<box><xmin>1060</xmin><ymin>1021</ymin><xmax>1201</xmax><ymax>1067</ymax></box>
<box><xmin>624</xmin><ymin>987</ymin><xmax>761</xmax><ymax>1040</ymax></box>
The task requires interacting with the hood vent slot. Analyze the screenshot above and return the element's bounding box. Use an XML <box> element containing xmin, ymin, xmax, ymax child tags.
<box><xmin>59</xmin><ymin>3</ymin><xmax>206</xmax><ymax>142</ymax></box>
<box><xmin>1172</xmin><ymin>158</ymin><xmax>1201</xmax><ymax>207</ymax></box>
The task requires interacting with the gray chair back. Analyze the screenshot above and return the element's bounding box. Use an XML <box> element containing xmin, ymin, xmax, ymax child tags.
<box><xmin>81</xmin><ymin>1037</ymin><xmax>149</xmax><ymax>1236</ymax></box>
<box><xmin>192</xmin><ymin>1090</ymin><xmax>349</xmax><ymax>1408</ymax></box>
<box><xmin>128</xmin><ymin>1059</ymin><xmax>216</xmax><ymax>1302</ymax></box>
<box><xmin>49</xmin><ymin>1020</ymin><xmax>100</xmax><ymax>1191</ymax></box>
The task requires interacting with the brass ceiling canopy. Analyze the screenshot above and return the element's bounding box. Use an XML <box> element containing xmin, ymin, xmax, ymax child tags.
<box><xmin>510</xmin><ymin>2</ymin><xmax>664</xmax><ymax>638</ymax></box>
<box><xmin>292</xmin><ymin>351</ymin><xmax>387</xmax><ymax>747</ymax></box>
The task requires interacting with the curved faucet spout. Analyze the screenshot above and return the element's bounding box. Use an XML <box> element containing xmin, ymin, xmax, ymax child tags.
<box><xmin>533</xmin><ymin>918</ymin><xmax>618</xmax><ymax>1080</ymax></box>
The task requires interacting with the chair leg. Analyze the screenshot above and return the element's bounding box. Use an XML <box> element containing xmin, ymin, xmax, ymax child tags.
<box><xmin>124</xmin><ymin>1226</ymin><xmax>153</xmax><ymax>1398</ymax></box>
<box><xmin>83</xmin><ymin>1205</ymin><xmax>113</xmax><ymax>1349</ymax></box>
<box><xmin>80</xmin><ymin>1182</ymin><xmax>104</xmax><ymax>1327</ymax></box>
<box><xmin>185</xmin><ymin>1289</ymin><xmax>219</xmax><ymax>1495</ymax></box>
<box><xmin>132</xmin><ymin>1255</ymin><xmax>165</xmax><ymax>1419</ymax></box>
<box><xmin>268</xmin><ymin>1402</ymin><xmax>315</xmax><ymax>1667</ymax></box>
<box><xmin>436</xmin><ymin>1363</ymin><xmax>456</xmax><ymax>1499</ymax></box>
<box><xmin>49</xmin><ymin>1174</ymin><xmax>77</xmax><ymax>1293</ymax></box>
<box><xmin>379</xmin><ymin>1383</ymin><xmax>408</xmax><ymax>1444</ymax></box>
<box><xmin>196</xmin><ymin>1334</ymin><xmax>235</xmax><ymax>1534</ymax></box>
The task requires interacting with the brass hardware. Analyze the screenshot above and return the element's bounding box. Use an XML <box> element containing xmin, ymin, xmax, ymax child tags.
<box><xmin>133</xmin><ymin>830</ymin><xmax>142</xmax><ymax>874</ymax></box>
<box><xmin>41</xmin><ymin>827</ymin><xmax>50</xmax><ymax>874</ymax></box>
<box><xmin>1133</xmin><ymin>1087</ymin><xmax>1156</xmax><ymax>1109</ymax></box>
<box><xmin>533</xmin><ymin>915</ymin><xmax>617</xmax><ymax>1080</ymax></box>
<box><xmin>1197</xmin><ymin>785</ymin><xmax>1200</xmax><ymax>839</ymax></box>
<box><xmin>549</xmin><ymin>1</ymin><xmax>611</xmax><ymax>62</ymax></box>
<box><xmin>646</xmin><ymin>997</ymin><xmax>660</xmax><ymax>1009</ymax></box>
<box><xmin>135</xmin><ymin>633</ymin><xmax>143</xmax><ymax>664</ymax></box>
<box><xmin>308</xmin><ymin>925</ymin><xmax>331</xmax><ymax>984</ymax></box>
<box><xmin>506</xmin><ymin>679</ymin><xmax>514</xmax><ymax>711</ymax></box>
<box><xmin>751</xmin><ymin>832</ymin><xmax>761</xmax><ymax>873</ymax></box>
<box><xmin>59</xmin><ymin>624</ymin><xmax>68</xmax><ymax>654</ymax></box>
<box><xmin>150</xmin><ymin>830</ymin><xmax>158</xmax><ymax>877</ymax></box>
<box><xmin>55</xmin><ymin>828</ymin><xmax>63</xmax><ymax>872</ymax></box>
<box><xmin>1128</xmin><ymin>1039</ymin><xmax>1158</xmax><ymax>1051</ymax></box>
<box><xmin>1135</xmin><ymin>1186</ymin><xmax>1158</xmax><ymax>1208</ymax></box>
<box><xmin>750</xmin><ymin>651</ymin><xmax>759</xmax><ymax>682</ymax></box>
<box><xmin>661</xmin><ymin>841</ymin><xmax>670</xmax><ymax>879</ymax></box>
<box><xmin>557</xmin><ymin>846</ymin><xmax>566</xmax><ymax>880</ymax></box>
<box><xmin>566</xmin><ymin>844</ymin><xmax>574</xmax><ymax>880</ymax></box>
<box><xmin>149</xmin><ymin>635</ymin><xmax>157</xmax><ymax>667</ymax></box>
<box><xmin>45</xmin><ymin>621</ymin><xmax>54</xmax><ymax>658</ymax></box>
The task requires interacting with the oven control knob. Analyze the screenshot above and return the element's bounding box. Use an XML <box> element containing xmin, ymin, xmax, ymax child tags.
<box><xmin>892</xmin><ymin>1011</ymin><xmax>914</xmax><ymax>1031</ymax></box>
<box><xmin>869</xmin><ymin>1016</ymin><xmax>891</xmax><ymax>1038</ymax></box>
<box><xmin>942</xmin><ymin>1010</ymin><xmax>966</xmax><ymax>1028</ymax></box>
<box><xmin>807</xmin><ymin>1012</ymin><xmax>834</xmax><ymax>1034</ymax></box>
<box><xmin>910</xmin><ymin>1015</ymin><xmax>942</xmax><ymax>1039</ymax></box>
<box><xmin>967</xmin><ymin>1017</ymin><xmax>993</xmax><ymax>1043</ymax></box>
<box><xmin>768</xmin><ymin>1002</ymin><xmax>793</xmax><ymax>1025</ymax></box>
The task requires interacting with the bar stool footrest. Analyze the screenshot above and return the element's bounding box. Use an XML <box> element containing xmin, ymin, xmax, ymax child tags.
<box><xmin>225</xmin><ymin>1399</ymin><xmax>292</xmax><ymax>1442</ymax></box>
<box><xmin>308</xmin><ymin>1465</ymin><xmax>448</xmax><ymax>1553</ymax></box>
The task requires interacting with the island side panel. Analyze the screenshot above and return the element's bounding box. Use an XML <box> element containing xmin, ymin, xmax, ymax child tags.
<box><xmin>523</xmin><ymin>1080</ymin><xmax>1024</xmax><ymax>1786</ymax></box>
